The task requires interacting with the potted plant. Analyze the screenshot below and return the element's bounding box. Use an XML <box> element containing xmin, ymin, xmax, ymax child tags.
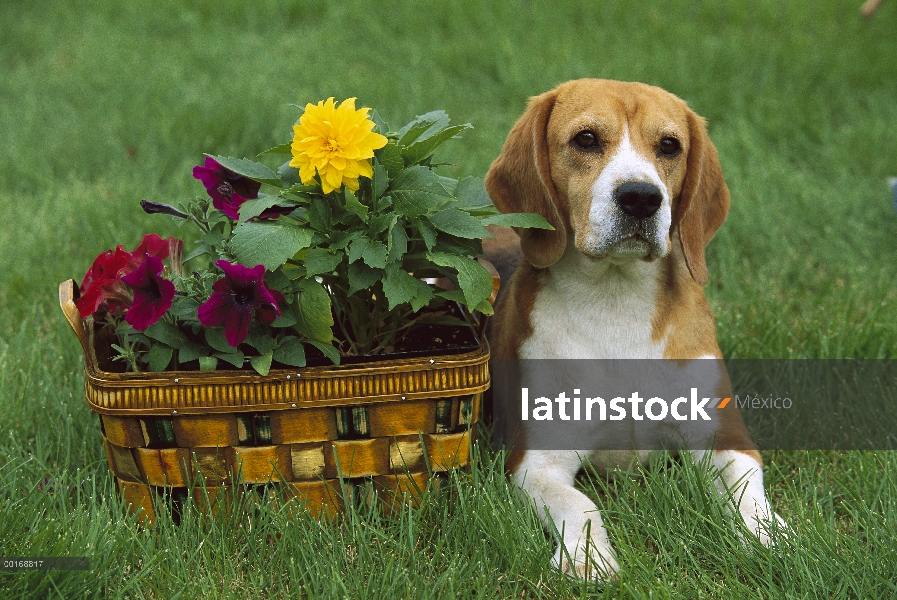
<box><xmin>59</xmin><ymin>97</ymin><xmax>550</xmax><ymax>522</ymax></box>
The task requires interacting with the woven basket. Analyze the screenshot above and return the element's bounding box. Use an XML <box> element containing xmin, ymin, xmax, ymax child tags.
<box><xmin>59</xmin><ymin>265</ymin><xmax>497</xmax><ymax>523</ymax></box>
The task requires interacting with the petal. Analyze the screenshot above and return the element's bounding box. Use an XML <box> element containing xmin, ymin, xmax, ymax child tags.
<box><xmin>222</xmin><ymin>305</ymin><xmax>254</xmax><ymax>347</ymax></box>
<box><xmin>197</xmin><ymin>292</ymin><xmax>234</xmax><ymax>328</ymax></box>
<box><xmin>125</xmin><ymin>278</ymin><xmax>174</xmax><ymax>330</ymax></box>
<box><xmin>217</xmin><ymin>260</ymin><xmax>265</xmax><ymax>289</ymax></box>
<box><xmin>133</xmin><ymin>234</ymin><xmax>171</xmax><ymax>261</ymax></box>
<box><xmin>192</xmin><ymin>157</ymin><xmax>224</xmax><ymax>191</ymax></box>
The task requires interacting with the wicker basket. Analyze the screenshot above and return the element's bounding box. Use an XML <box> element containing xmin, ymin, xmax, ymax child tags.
<box><xmin>59</xmin><ymin>267</ymin><xmax>497</xmax><ymax>523</ymax></box>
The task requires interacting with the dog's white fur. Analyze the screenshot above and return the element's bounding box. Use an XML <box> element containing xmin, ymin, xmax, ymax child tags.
<box><xmin>484</xmin><ymin>79</ymin><xmax>786</xmax><ymax>581</ymax></box>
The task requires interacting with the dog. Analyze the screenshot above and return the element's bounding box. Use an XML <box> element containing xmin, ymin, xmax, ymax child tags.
<box><xmin>483</xmin><ymin>79</ymin><xmax>786</xmax><ymax>581</ymax></box>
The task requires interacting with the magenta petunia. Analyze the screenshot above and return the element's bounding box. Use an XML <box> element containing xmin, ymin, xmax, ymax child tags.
<box><xmin>121</xmin><ymin>255</ymin><xmax>176</xmax><ymax>330</ymax></box>
<box><xmin>197</xmin><ymin>260</ymin><xmax>283</xmax><ymax>347</ymax></box>
<box><xmin>192</xmin><ymin>157</ymin><xmax>293</xmax><ymax>220</ymax></box>
<box><xmin>192</xmin><ymin>157</ymin><xmax>262</xmax><ymax>220</ymax></box>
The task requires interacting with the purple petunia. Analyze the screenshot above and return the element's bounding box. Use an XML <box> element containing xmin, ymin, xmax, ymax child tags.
<box><xmin>192</xmin><ymin>157</ymin><xmax>262</xmax><ymax>220</ymax></box>
<box><xmin>197</xmin><ymin>260</ymin><xmax>283</xmax><ymax>347</ymax></box>
<box><xmin>121</xmin><ymin>255</ymin><xmax>176</xmax><ymax>330</ymax></box>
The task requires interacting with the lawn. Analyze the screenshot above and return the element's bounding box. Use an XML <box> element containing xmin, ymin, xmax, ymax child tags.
<box><xmin>1</xmin><ymin>0</ymin><xmax>896</xmax><ymax>597</ymax></box>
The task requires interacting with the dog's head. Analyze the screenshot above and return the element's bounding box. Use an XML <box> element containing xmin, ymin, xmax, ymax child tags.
<box><xmin>485</xmin><ymin>79</ymin><xmax>729</xmax><ymax>285</ymax></box>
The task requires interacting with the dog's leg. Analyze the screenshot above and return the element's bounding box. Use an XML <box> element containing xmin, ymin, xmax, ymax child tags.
<box><xmin>697</xmin><ymin>449</ymin><xmax>788</xmax><ymax>546</ymax></box>
<box><xmin>513</xmin><ymin>450</ymin><xmax>620</xmax><ymax>581</ymax></box>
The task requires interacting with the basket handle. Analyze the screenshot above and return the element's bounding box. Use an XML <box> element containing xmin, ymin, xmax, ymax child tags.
<box><xmin>59</xmin><ymin>279</ymin><xmax>91</xmax><ymax>359</ymax></box>
<box><xmin>475</xmin><ymin>257</ymin><xmax>501</xmax><ymax>340</ymax></box>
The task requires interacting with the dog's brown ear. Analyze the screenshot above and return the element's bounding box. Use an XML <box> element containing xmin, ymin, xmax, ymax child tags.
<box><xmin>485</xmin><ymin>91</ymin><xmax>567</xmax><ymax>268</ymax></box>
<box><xmin>676</xmin><ymin>110</ymin><xmax>730</xmax><ymax>286</ymax></box>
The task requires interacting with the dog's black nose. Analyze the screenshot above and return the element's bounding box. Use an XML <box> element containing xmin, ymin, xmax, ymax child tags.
<box><xmin>614</xmin><ymin>182</ymin><xmax>663</xmax><ymax>219</ymax></box>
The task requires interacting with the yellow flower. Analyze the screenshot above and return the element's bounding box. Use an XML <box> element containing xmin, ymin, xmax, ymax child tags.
<box><xmin>289</xmin><ymin>97</ymin><xmax>389</xmax><ymax>195</ymax></box>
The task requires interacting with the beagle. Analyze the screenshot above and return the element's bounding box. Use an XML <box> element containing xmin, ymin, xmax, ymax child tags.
<box><xmin>483</xmin><ymin>79</ymin><xmax>786</xmax><ymax>581</ymax></box>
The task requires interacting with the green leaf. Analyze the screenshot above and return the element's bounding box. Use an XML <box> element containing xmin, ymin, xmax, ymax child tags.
<box><xmin>230</xmin><ymin>220</ymin><xmax>314</xmax><ymax>270</ymax></box>
<box><xmin>258</xmin><ymin>143</ymin><xmax>292</xmax><ymax>156</ymax></box>
<box><xmin>344</xmin><ymin>188</ymin><xmax>369</xmax><ymax>220</ymax></box>
<box><xmin>167</xmin><ymin>297</ymin><xmax>200</xmax><ymax>319</ymax></box>
<box><xmin>362</xmin><ymin>239</ymin><xmax>388</xmax><ymax>269</ymax></box>
<box><xmin>308</xmin><ymin>197</ymin><xmax>332</xmax><ymax>231</ymax></box>
<box><xmin>426</xmin><ymin>252</ymin><xmax>493</xmax><ymax>309</ymax></box>
<box><xmin>237</xmin><ymin>195</ymin><xmax>290</xmax><ymax>223</ymax></box>
<box><xmin>214</xmin><ymin>351</ymin><xmax>245</xmax><ymax>368</ymax></box>
<box><xmin>389</xmin><ymin>166</ymin><xmax>452</xmax><ymax>218</ymax></box>
<box><xmin>455</xmin><ymin>176</ymin><xmax>495</xmax><ymax>210</ymax></box>
<box><xmin>376</xmin><ymin>142</ymin><xmax>404</xmax><ymax>174</ymax></box>
<box><xmin>264</xmin><ymin>268</ymin><xmax>291</xmax><ymax>292</ymax></box>
<box><xmin>387</xmin><ymin>221</ymin><xmax>408</xmax><ymax>263</ymax></box>
<box><xmin>249</xmin><ymin>351</ymin><xmax>274</xmax><ymax>376</ymax></box>
<box><xmin>438</xmin><ymin>176</ymin><xmax>458</xmax><ymax>195</ymax></box>
<box><xmin>436</xmin><ymin>289</ymin><xmax>466</xmax><ymax>303</ymax></box>
<box><xmin>371</xmin><ymin>163</ymin><xmax>389</xmax><ymax>200</ymax></box>
<box><xmin>144</xmin><ymin>321</ymin><xmax>188</xmax><ymax>349</ymax></box>
<box><xmin>277</xmin><ymin>161</ymin><xmax>301</xmax><ymax>185</ymax></box>
<box><xmin>201</xmin><ymin>230</ymin><xmax>225</xmax><ymax>246</ymax></box>
<box><xmin>294</xmin><ymin>281</ymin><xmax>333</xmax><ymax>343</ymax></box>
<box><xmin>370</xmin><ymin>109</ymin><xmax>389</xmax><ymax>135</ymax></box>
<box><xmin>347</xmin><ymin>261</ymin><xmax>382</xmax><ymax>295</ymax></box>
<box><xmin>199</xmin><ymin>356</ymin><xmax>219</xmax><ymax>371</ymax></box>
<box><xmin>307</xmin><ymin>340</ymin><xmax>340</xmax><ymax>365</ymax></box>
<box><xmin>474</xmin><ymin>297</ymin><xmax>494</xmax><ymax>316</ymax></box>
<box><xmin>208</xmin><ymin>155</ymin><xmax>282</xmax><ymax>186</ymax></box>
<box><xmin>303</xmin><ymin>248</ymin><xmax>343</xmax><ymax>276</ymax></box>
<box><xmin>205</xmin><ymin>327</ymin><xmax>237</xmax><ymax>353</ymax></box>
<box><xmin>271</xmin><ymin>310</ymin><xmax>298</xmax><ymax>328</ymax></box>
<box><xmin>382</xmin><ymin>263</ymin><xmax>431</xmax><ymax>310</ymax></box>
<box><xmin>273</xmin><ymin>337</ymin><xmax>307</xmax><ymax>367</ymax></box>
<box><xmin>348</xmin><ymin>236</ymin><xmax>388</xmax><ymax>269</ymax></box>
<box><xmin>432</xmin><ymin>236</ymin><xmax>483</xmax><ymax>257</ymax></box>
<box><xmin>183</xmin><ymin>245</ymin><xmax>211</xmax><ymax>263</ymax></box>
<box><xmin>147</xmin><ymin>343</ymin><xmax>174</xmax><ymax>372</ymax></box>
<box><xmin>178</xmin><ymin>342</ymin><xmax>209</xmax><ymax>364</ymax></box>
<box><xmin>281</xmin><ymin>183</ymin><xmax>318</xmax><ymax>196</ymax></box>
<box><xmin>396</xmin><ymin>111</ymin><xmax>450</xmax><ymax>146</ymax></box>
<box><xmin>347</xmin><ymin>236</ymin><xmax>368</xmax><ymax>264</ymax></box>
<box><xmin>427</xmin><ymin>208</ymin><xmax>490</xmax><ymax>239</ymax></box>
<box><xmin>409</xmin><ymin>283</ymin><xmax>435</xmax><ymax>312</ymax></box>
<box><xmin>413</xmin><ymin>218</ymin><xmax>437</xmax><ymax>250</ymax></box>
<box><xmin>330</xmin><ymin>230</ymin><xmax>365</xmax><ymax>252</ymax></box>
<box><xmin>246</xmin><ymin>328</ymin><xmax>277</xmax><ymax>356</ymax></box>
<box><xmin>480</xmin><ymin>212</ymin><xmax>554</xmax><ymax>229</ymax></box>
<box><xmin>401</xmin><ymin>123</ymin><xmax>472</xmax><ymax>166</ymax></box>
<box><xmin>369</xmin><ymin>213</ymin><xmax>394</xmax><ymax>236</ymax></box>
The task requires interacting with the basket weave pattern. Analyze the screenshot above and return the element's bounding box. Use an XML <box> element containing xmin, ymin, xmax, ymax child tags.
<box><xmin>60</xmin><ymin>280</ymin><xmax>490</xmax><ymax>522</ymax></box>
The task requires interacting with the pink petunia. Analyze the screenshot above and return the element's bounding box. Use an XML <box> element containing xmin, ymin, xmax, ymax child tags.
<box><xmin>121</xmin><ymin>255</ymin><xmax>175</xmax><ymax>330</ymax></box>
<box><xmin>197</xmin><ymin>260</ymin><xmax>283</xmax><ymax>347</ymax></box>
<box><xmin>192</xmin><ymin>157</ymin><xmax>262</xmax><ymax>220</ymax></box>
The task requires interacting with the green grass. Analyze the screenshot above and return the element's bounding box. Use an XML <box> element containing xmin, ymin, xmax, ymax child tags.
<box><xmin>1</xmin><ymin>0</ymin><xmax>896</xmax><ymax>597</ymax></box>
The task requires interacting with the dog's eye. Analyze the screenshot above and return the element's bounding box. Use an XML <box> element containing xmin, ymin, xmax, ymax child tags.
<box><xmin>658</xmin><ymin>137</ymin><xmax>681</xmax><ymax>156</ymax></box>
<box><xmin>572</xmin><ymin>131</ymin><xmax>600</xmax><ymax>150</ymax></box>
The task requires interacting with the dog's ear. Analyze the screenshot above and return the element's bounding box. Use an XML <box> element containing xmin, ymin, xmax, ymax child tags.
<box><xmin>676</xmin><ymin>110</ymin><xmax>730</xmax><ymax>286</ymax></box>
<box><xmin>485</xmin><ymin>91</ymin><xmax>567</xmax><ymax>269</ymax></box>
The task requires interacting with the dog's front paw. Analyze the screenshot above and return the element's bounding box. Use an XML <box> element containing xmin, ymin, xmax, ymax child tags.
<box><xmin>742</xmin><ymin>507</ymin><xmax>790</xmax><ymax>548</ymax></box>
<box><xmin>552</xmin><ymin>539</ymin><xmax>620</xmax><ymax>582</ymax></box>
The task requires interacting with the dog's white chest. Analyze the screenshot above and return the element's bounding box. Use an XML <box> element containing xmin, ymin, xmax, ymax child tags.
<box><xmin>519</xmin><ymin>254</ymin><xmax>665</xmax><ymax>360</ymax></box>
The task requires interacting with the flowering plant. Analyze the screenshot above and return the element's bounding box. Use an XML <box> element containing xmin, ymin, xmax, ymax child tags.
<box><xmin>76</xmin><ymin>98</ymin><xmax>550</xmax><ymax>375</ymax></box>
